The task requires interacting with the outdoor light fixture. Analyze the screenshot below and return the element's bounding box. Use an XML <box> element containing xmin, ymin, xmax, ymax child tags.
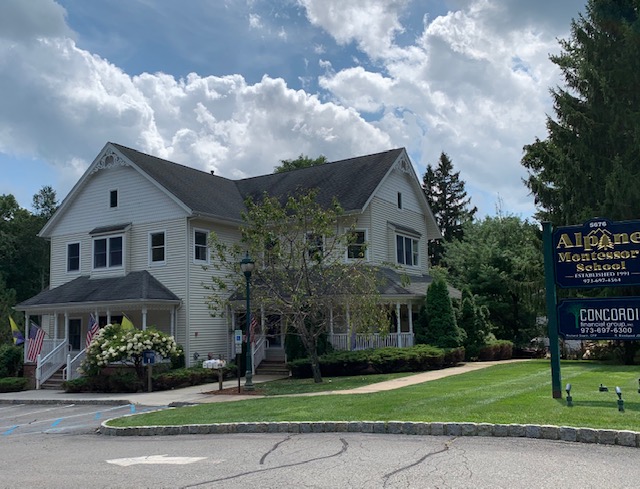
<box><xmin>599</xmin><ymin>384</ymin><xmax>608</xmax><ymax>392</ymax></box>
<box><xmin>637</xmin><ymin>378</ymin><xmax>640</xmax><ymax>394</ymax></box>
<box><xmin>565</xmin><ymin>383</ymin><xmax>573</xmax><ymax>407</ymax></box>
<box><xmin>240</xmin><ymin>252</ymin><xmax>256</xmax><ymax>391</ymax></box>
<box><xmin>616</xmin><ymin>386</ymin><xmax>624</xmax><ymax>412</ymax></box>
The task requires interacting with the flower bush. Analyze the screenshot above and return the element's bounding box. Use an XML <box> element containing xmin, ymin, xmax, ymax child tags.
<box><xmin>81</xmin><ymin>323</ymin><xmax>179</xmax><ymax>379</ymax></box>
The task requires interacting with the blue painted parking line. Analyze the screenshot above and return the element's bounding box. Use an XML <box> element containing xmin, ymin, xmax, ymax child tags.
<box><xmin>2</xmin><ymin>425</ymin><xmax>18</xmax><ymax>436</ymax></box>
<box><xmin>130</xmin><ymin>404</ymin><xmax>136</xmax><ymax>414</ymax></box>
<box><xmin>51</xmin><ymin>418</ymin><xmax>63</xmax><ymax>427</ymax></box>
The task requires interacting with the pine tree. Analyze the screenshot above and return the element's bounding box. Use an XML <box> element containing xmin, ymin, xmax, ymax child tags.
<box><xmin>423</xmin><ymin>277</ymin><xmax>466</xmax><ymax>348</ymax></box>
<box><xmin>422</xmin><ymin>152</ymin><xmax>477</xmax><ymax>265</ymax></box>
<box><xmin>522</xmin><ymin>0</ymin><xmax>640</xmax><ymax>224</ymax></box>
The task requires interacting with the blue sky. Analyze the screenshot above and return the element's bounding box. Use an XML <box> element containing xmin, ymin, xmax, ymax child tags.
<box><xmin>0</xmin><ymin>0</ymin><xmax>585</xmax><ymax>218</ymax></box>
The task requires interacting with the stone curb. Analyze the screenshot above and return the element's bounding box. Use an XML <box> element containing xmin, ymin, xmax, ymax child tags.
<box><xmin>100</xmin><ymin>419</ymin><xmax>640</xmax><ymax>447</ymax></box>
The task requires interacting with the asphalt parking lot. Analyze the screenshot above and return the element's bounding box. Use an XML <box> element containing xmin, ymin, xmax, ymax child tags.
<box><xmin>0</xmin><ymin>403</ymin><xmax>163</xmax><ymax>437</ymax></box>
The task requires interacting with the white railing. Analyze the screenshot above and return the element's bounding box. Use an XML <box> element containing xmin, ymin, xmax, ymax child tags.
<box><xmin>35</xmin><ymin>340</ymin><xmax>68</xmax><ymax>389</ymax></box>
<box><xmin>64</xmin><ymin>349</ymin><xmax>86</xmax><ymax>381</ymax></box>
<box><xmin>329</xmin><ymin>333</ymin><xmax>414</xmax><ymax>351</ymax></box>
<box><xmin>252</xmin><ymin>334</ymin><xmax>267</xmax><ymax>373</ymax></box>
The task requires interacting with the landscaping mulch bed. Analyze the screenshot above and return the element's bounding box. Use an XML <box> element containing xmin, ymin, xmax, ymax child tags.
<box><xmin>203</xmin><ymin>386</ymin><xmax>265</xmax><ymax>395</ymax></box>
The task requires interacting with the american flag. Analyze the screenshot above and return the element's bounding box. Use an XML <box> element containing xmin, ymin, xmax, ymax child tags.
<box><xmin>27</xmin><ymin>323</ymin><xmax>46</xmax><ymax>362</ymax></box>
<box><xmin>85</xmin><ymin>314</ymin><xmax>100</xmax><ymax>349</ymax></box>
<box><xmin>250</xmin><ymin>316</ymin><xmax>259</xmax><ymax>344</ymax></box>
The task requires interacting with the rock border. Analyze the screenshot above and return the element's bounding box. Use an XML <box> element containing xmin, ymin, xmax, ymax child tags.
<box><xmin>100</xmin><ymin>420</ymin><xmax>640</xmax><ymax>447</ymax></box>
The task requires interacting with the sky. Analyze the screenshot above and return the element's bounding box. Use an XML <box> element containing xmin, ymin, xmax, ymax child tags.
<box><xmin>0</xmin><ymin>0</ymin><xmax>586</xmax><ymax>220</ymax></box>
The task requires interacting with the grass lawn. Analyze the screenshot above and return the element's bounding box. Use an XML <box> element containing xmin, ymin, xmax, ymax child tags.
<box><xmin>107</xmin><ymin>360</ymin><xmax>640</xmax><ymax>431</ymax></box>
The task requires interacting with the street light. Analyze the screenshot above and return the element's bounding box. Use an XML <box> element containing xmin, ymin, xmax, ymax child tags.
<box><xmin>565</xmin><ymin>383</ymin><xmax>573</xmax><ymax>407</ymax></box>
<box><xmin>616</xmin><ymin>386</ymin><xmax>624</xmax><ymax>412</ymax></box>
<box><xmin>240</xmin><ymin>252</ymin><xmax>255</xmax><ymax>391</ymax></box>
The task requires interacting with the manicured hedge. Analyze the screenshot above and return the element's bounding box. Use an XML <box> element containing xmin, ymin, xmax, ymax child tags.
<box><xmin>288</xmin><ymin>345</ymin><xmax>465</xmax><ymax>379</ymax></box>
<box><xmin>477</xmin><ymin>340</ymin><xmax>514</xmax><ymax>361</ymax></box>
<box><xmin>0</xmin><ymin>377</ymin><xmax>28</xmax><ymax>393</ymax></box>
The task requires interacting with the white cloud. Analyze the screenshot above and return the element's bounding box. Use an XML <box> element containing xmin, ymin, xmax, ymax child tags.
<box><xmin>0</xmin><ymin>0</ymin><xmax>72</xmax><ymax>42</ymax></box>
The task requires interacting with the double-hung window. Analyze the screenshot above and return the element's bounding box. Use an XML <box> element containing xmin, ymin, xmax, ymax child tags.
<box><xmin>307</xmin><ymin>233</ymin><xmax>324</xmax><ymax>261</ymax></box>
<box><xmin>150</xmin><ymin>231</ymin><xmax>166</xmax><ymax>264</ymax></box>
<box><xmin>396</xmin><ymin>234</ymin><xmax>419</xmax><ymax>267</ymax></box>
<box><xmin>93</xmin><ymin>236</ymin><xmax>123</xmax><ymax>269</ymax></box>
<box><xmin>347</xmin><ymin>230</ymin><xmax>367</xmax><ymax>260</ymax></box>
<box><xmin>194</xmin><ymin>229</ymin><xmax>209</xmax><ymax>263</ymax></box>
<box><xmin>67</xmin><ymin>242</ymin><xmax>80</xmax><ymax>272</ymax></box>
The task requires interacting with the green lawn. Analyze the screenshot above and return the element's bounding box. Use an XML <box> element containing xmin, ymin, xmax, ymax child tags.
<box><xmin>107</xmin><ymin>361</ymin><xmax>640</xmax><ymax>431</ymax></box>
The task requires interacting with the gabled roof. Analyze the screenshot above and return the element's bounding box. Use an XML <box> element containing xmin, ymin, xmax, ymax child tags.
<box><xmin>16</xmin><ymin>271</ymin><xmax>181</xmax><ymax>311</ymax></box>
<box><xmin>41</xmin><ymin>142</ymin><xmax>440</xmax><ymax>237</ymax></box>
<box><xmin>235</xmin><ymin>148</ymin><xmax>404</xmax><ymax>213</ymax></box>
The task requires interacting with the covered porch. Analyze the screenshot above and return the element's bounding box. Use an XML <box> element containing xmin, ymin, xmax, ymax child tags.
<box><xmin>16</xmin><ymin>271</ymin><xmax>181</xmax><ymax>388</ymax></box>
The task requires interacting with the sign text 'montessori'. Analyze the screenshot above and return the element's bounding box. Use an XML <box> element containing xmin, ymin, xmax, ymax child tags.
<box><xmin>553</xmin><ymin>218</ymin><xmax>640</xmax><ymax>288</ymax></box>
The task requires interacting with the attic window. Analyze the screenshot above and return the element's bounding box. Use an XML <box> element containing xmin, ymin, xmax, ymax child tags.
<box><xmin>110</xmin><ymin>189</ymin><xmax>118</xmax><ymax>208</ymax></box>
<box><xmin>397</xmin><ymin>192</ymin><xmax>403</xmax><ymax>209</ymax></box>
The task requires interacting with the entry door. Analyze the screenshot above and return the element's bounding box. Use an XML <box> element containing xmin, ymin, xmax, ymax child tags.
<box><xmin>69</xmin><ymin>318</ymin><xmax>82</xmax><ymax>351</ymax></box>
<box><xmin>265</xmin><ymin>315</ymin><xmax>282</xmax><ymax>348</ymax></box>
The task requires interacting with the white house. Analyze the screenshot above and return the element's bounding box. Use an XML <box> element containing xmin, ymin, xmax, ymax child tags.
<box><xmin>17</xmin><ymin>142</ymin><xmax>444</xmax><ymax>387</ymax></box>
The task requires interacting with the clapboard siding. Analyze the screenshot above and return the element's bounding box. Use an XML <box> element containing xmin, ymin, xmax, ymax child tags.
<box><xmin>187</xmin><ymin>219</ymin><xmax>242</xmax><ymax>365</ymax></box>
<box><xmin>52</xmin><ymin>164</ymin><xmax>187</xmax><ymax>236</ymax></box>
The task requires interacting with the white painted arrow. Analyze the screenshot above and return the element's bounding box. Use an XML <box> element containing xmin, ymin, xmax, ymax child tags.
<box><xmin>106</xmin><ymin>455</ymin><xmax>208</xmax><ymax>467</ymax></box>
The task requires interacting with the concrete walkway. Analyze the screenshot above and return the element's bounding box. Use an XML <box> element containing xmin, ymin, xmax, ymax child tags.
<box><xmin>0</xmin><ymin>360</ymin><xmax>526</xmax><ymax>407</ymax></box>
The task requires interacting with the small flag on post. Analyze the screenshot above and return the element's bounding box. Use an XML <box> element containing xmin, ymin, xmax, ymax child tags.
<box><xmin>121</xmin><ymin>314</ymin><xmax>135</xmax><ymax>330</ymax></box>
<box><xmin>27</xmin><ymin>323</ymin><xmax>46</xmax><ymax>362</ymax></box>
<box><xmin>85</xmin><ymin>314</ymin><xmax>99</xmax><ymax>349</ymax></box>
<box><xmin>9</xmin><ymin>316</ymin><xmax>24</xmax><ymax>345</ymax></box>
<box><xmin>250</xmin><ymin>316</ymin><xmax>258</xmax><ymax>345</ymax></box>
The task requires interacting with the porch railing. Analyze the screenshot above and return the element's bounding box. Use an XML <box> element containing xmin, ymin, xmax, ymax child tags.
<box><xmin>252</xmin><ymin>334</ymin><xmax>267</xmax><ymax>373</ymax></box>
<box><xmin>35</xmin><ymin>340</ymin><xmax>67</xmax><ymax>389</ymax></box>
<box><xmin>64</xmin><ymin>349</ymin><xmax>87</xmax><ymax>381</ymax></box>
<box><xmin>329</xmin><ymin>333</ymin><xmax>414</xmax><ymax>351</ymax></box>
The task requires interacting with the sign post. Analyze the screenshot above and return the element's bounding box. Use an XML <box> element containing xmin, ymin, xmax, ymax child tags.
<box><xmin>142</xmin><ymin>350</ymin><xmax>155</xmax><ymax>393</ymax></box>
<box><xmin>543</xmin><ymin>222</ymin><xmax>562</xmax><ymax>398</ymax></box>
<box><xmin>234</xmin><ymin>329</ymin><xmax>242</xmax><ymax>393</ymax></box>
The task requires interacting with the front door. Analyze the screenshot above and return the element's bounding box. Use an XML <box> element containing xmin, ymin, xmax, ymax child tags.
<box><xmin>265</xmin><ymin>315</ymin><xmax>282</xmax><ymax>348</ymax></box>
<box><xmin>69</xmin><ymin>318</ymin><xmax>81</xmax><ymax>351</ymax></box>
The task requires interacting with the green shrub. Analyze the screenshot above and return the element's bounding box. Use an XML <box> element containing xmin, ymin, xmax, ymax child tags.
<box><xmin>0</xmin><ymin>377</ymin><xmax>28</xmax><ymax>392</ymax></box>
<box><xmin>0</xmin><ymin>344</ymin><xmax>23</xmax><ymax>378</ymax></box>
<box><xmin>478</xmin><ymin>340</ymin><xmax>513</xmax><ymax>361</ymax></box>
<box><xmin>287</xmin><ymin>345</ymin><xmax>463</xmax><ymax>379</ymax></box>
<box><xmin>62</xmin><ymin>377</ymin><xmax>93</xmax><ymax>393</ymax></box>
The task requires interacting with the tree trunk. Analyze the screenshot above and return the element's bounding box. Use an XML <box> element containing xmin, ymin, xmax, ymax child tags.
<box><xmin>309</xmin><ymin>349</ymin><xmax>323</xmax><ymax>383</ymax></box>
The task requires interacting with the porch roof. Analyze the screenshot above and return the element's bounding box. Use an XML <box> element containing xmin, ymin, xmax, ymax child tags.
<box><xmin>15</xmin><ymin>271</ymin><xmax>181</xmax><ymax>312</ymax></box>
<box><xmin>378</xmin><ymin>268</ymin><xmax>462</xmax><ymax>300</ymax></box>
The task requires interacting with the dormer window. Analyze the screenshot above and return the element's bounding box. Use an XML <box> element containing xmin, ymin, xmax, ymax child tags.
<box><xmin>110</xmin><ymin>189</ymin><xmax>118</xmax><ymax>208</ymax></box>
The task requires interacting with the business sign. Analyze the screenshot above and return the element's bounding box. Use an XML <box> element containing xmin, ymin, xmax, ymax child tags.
<box><xmin>553</xmin><ymin>218</ymin><xmax>640</xmax><ymax>288</ymax></box>
<box><xmin>558</xmin><ymin>298</ymin><xmax>640</xmax><ymax>340</ymax></box>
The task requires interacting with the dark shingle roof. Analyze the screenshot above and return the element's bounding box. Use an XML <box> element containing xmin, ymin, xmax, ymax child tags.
<box><xmin>112</xmin><ymin>143</ymin><xmax>247</xmax><ymax>222</ymax></box>
<box><xmin>235</xmin><ymin>148</ymin><xmax>404</xmax><ymax>212</ymax></box>
<box><xmin>112</xmin><ymin>143</ymin><xmax>404</xmax><ymax>220</ymax></box>
<box><xmin>17</xmin><ymin>271</ymin><xmax>180</xmax><ymax>310</ymax></box>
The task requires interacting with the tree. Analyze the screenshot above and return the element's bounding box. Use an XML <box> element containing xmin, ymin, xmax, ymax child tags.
<box><xmin>457</xmin><ymin>287</ymin><xmax>492</xmax><ymax>360</ymax></box>
<box><xmin>443</xmin><ymin>215</ymin><xmax>544</xmax><ymax>345</ymax></box>
<box><xmin>422</xmin><ymin>152</ymin><xmax>477</xmax><ymax>266</ymax></box>
<box><xmin>522</xmin><ymin>0</ymin><xmax>640</xmax><ymax>224</ymax></box>
<box><xmin>274</xmin><ymin>154</ymin><xmax>327</xmax><ymax>173</ymax></box>
<box><xmin>421</xmin><ymin>276</ymin><xmax>465</xmax><ymax>348</ymax></box>
<box><xmin>206</xmin><ymin>190</ymin><xmax>388</xmax><ymax>383</ymax></box>
<box><xmin>32</xmin><ymin>185</ymin><xmax>58</xmax><ymax>220</ymax></box>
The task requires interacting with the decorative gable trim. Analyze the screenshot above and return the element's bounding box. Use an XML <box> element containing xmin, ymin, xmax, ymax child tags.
<box><xmin>91</xmin><ymin>148</ymin><xmax>129</xmax><ymax>174</ymax></box>
<box><xmin>393</xmin><ymin>155</ymin><xmax>412</xmax><ymax>174</ymax></box>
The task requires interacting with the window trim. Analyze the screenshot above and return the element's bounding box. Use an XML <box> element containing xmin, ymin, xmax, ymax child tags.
<box><xmin>109</xmin><ymin>188</ymin><xmax>119</xmax><ymax>209</ymax></box>
<box><xmin>193</xmin><ymin>228</ymin><xmax>209</xmax><ymax>264</ymax></box>
<box><xmin>346</xmin><ymin>229</ymin><xmax>368</xmax><ymax>261</ymax></box>
<box><xmin>149</xmin><ymin>230</ymin><xmax>166</xmax><ymax>266</ymax></box>
<box><xmin>396</xmin><ymin>234</ymin><xmax>419</xmax><ymax>267</ymax></box>
<box><xmin>92</xmin><ymin>234</ymin><xmax>125</xmax><ymax>270</ymax></box>
<box><xmin>66</xmin><ymin>241</ymin><xmax>81</xmax><ymax>273</ymax></box>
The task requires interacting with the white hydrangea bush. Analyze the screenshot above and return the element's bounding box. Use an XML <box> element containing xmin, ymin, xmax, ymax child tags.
<box><xmin>81</xmin><ymin>323</ymin><xmax>178</xmax><ymax>377</ymax></box>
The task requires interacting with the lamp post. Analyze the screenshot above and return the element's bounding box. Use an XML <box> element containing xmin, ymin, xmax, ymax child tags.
<box><xmin>240</xmin><ymin>252</ymin><xmax>255</xmax><ymax>391</ymax></box>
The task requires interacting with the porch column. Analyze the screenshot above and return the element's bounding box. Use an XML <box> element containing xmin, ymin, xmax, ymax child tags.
<box><xmin>260</xmin><ymin>305</ymin><xmax>265</xmax><ymax>336</ymax></box>
<box><xmin>54</xmin><ymin>313</ymin><xmax>59</xmax><ymax>340</ymax></box>
<box><xmin>396</xmin><ymin>302</ymin><xmax>402</xmax><ymax>348</ymax></box>
<box><xmin>64</xmin><ymin>312</ymin><xmax>69</xmax><ymax>341</ymax></box>
<box><xmin>142</xmin><ymin>307</ymin><xmax>148</xmax><ymax>331</ymax></box>
<box><xmin>23</xmin><ymin>313</ymin><xmax>28</xmax><ymax>360</ymax></box>
<box><xmin>107</xmin><ymin>310</ymin><xmax>111</xmax><ymax>324</ymax></box>
<box><xmin>170</xmin><ymin>307</ymin><xmax>175</xmax><ymax>338</ymax></box>
<box><xmin>329</xmin><ymin>306</ymin><xmax>334</xmax><ymax>335</ymax></box>
<box><xmin>408</xmin><ymin>303</ymin><xmax>414</xmax><ymax>346</ymax></box>
<box><xmin>347</xmin><ymin>303</ymin><xmax>353</xmax><ymax>350</ymax></box>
